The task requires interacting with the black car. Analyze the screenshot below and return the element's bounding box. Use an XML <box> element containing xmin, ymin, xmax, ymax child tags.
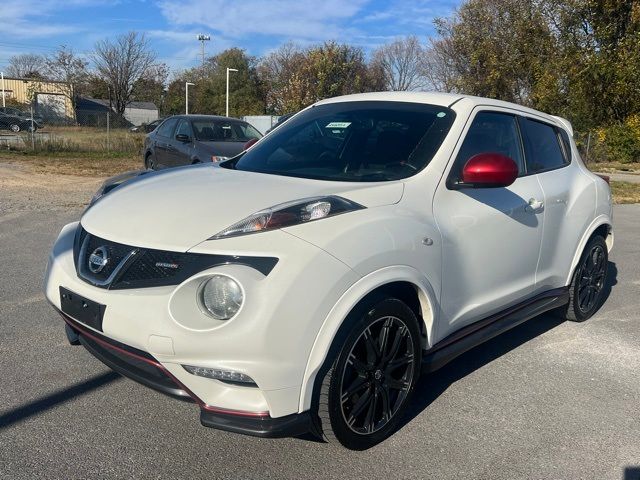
<box><xmin>0</xmin><ymin>112</ymin><xmax>39</xmax><ymax>132</ymax></box>
<box><xmin>130</xmin><ymin>117</ymin><xmax>165</xmax><ymax>133</ymax></box>
<box><xmin>0</xmin><ymin>107</ymin><xmax>44</xmax><ymax>126</ymax></box>
<box><xmin>143</xmin><ymin>115</ymin><xmax>262</xmax><ymax>170</ymax></box>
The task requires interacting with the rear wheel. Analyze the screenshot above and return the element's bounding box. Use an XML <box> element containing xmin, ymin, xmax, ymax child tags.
<box><xmin>316</xmin><ymin>297</ymin><xmax>421</xmax><ymax>450</ymax></box>
<box><xmin>561</xmin><ymin>235</ymin><xmax>608</xmax><ymax>322</ymax></box>
<box><xmin>9</xmin><ymin>123</ymin><xmax>21</xmax><ymax>133</ymax></box>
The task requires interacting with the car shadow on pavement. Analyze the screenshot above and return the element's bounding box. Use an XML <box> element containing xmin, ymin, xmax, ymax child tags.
<box><xmin>399</xmin><ymin>261</ymin><xmax>618</xmax><ymax>433</ymax></box>
<box><xmin>0</xmin><ymin>371</ymin><xmax>121</xmax><ymax>430</ymax></box>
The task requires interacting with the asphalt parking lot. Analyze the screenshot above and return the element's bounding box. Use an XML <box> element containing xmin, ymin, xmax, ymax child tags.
<box><xmin>1</xmin><ymin>166</ymin><xmax>639</xmax><ymax>480</ymax></box>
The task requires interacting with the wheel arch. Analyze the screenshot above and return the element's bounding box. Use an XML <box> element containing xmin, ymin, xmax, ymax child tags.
<box><xmin>298</xmin><ymin>265</ymin><xmax>438</xmax><ymax>413</ymax></box>
<box><xmin>566</xmin><ymin>215</ymin><xmax>613</xmax><ymax>285</ymax></box>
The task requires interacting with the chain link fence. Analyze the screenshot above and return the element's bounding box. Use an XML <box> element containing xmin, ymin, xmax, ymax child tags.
<box><xmin>0</xmin><ymin>109</ymin><xmax>146</xmax><ymax>155</ymax></box>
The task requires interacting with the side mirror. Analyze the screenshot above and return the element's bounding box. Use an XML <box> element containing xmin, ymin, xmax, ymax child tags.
<box><xmin>175</xmin><ymin>133</ymin><xmax>191</xmax><ymax>143</ymax></box>
<box><xmin>459</xmin><ymin>152</ymin><xmax>518</xmax><ymax>188</ymax></box>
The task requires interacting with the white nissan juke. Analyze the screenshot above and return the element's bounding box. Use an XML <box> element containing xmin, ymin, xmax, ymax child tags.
<box><xmin>44</xmin><ymin>92</ymin><xmax>613</xmax><ymax>450</ymax></box>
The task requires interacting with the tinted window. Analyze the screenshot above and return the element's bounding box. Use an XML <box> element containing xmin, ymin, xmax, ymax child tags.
<box><xmin>521</xmin><ymin>118</ymin><xmax>567</xmax><ymax>172</ymax></box>
<box><xmin>230</xmin><ymin>101</ymin><xmax>455</xmax><ymax>182</ymax></box>
<box><xmin>192</xmin><ymin>120</ymin><xmax>261</xmax><ymax>142</ymax></box>
<box><xmin>451</xmin><ymin>112</ymin><xmax>524</xmax><ymax>183</ymax></box>
<box><xmin>175</xmin><ymin>119</ymin><xmax>193</xmax><ymax>138</ymax></box>
<box><xmin>156</xmin><ymin>118</ymin><xmax>178</xmax><ymax>138</ymax></box>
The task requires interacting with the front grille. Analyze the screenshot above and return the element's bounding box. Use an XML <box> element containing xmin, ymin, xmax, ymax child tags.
<box><xmin>74</xmin><ymin>226</ymin><xmax>278</xmax><ymax>290</ymax></box>
<box><xmin>82</xmin><ymin>233</ymin><xmax>136</xmax><ymax>283</ymax></box>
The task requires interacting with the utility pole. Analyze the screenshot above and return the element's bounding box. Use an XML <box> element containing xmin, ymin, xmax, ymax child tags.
<box><xmin>226</xmin><ymin>68</ymin><xmax>238</xmax><ymax>118</ymax></box>
<box><xmin>1</xmin><ymin>72</ymin><xmax>5</xmax><ymax>108</ymax></box>
<box><xmin>185</xmin><ymin>82</ymin><xmax>195</xmax><ymax>114</ymax></box>
<box><xmin>196</xmin><ymin>34</ymin><xmax>211</xmax><ymax>68</ymax></box>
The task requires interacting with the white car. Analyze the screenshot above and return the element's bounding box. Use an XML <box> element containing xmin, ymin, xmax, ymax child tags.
<box><xmin>44</xmin><ymin>92</ymin><xmax>613</xmax><ymax>450</ymax></box>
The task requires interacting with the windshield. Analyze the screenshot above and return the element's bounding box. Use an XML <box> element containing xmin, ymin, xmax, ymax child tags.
<box><xmin>229</xmin><ymin>101</ymin><xmax>455</xmax><ymax>182</ymax></box>
<box><xmin>192</xmin><ymin>120</ymin><xmax>262</xmax><ymax>142</ymax></box>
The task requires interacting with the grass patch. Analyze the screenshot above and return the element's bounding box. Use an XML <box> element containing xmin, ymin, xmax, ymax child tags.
<box><xmin>0</xmin><ymin>150</ymin><xmax>141</xmax><ymax>177</ymax></box>
<box><xmin>610</xmin><ymin>181</ymin><xmax>640</xmax><ymax>204</ymax></box>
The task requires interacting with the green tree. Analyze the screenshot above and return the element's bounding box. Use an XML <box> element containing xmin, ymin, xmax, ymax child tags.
<box><xmin>164</xmin><ymin>48</ymin><xmax>264</xmax><ymax>117</ymax></box>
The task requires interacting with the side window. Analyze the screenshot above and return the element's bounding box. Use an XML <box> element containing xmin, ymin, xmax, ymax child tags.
<box><xmin>521</xmin><ymin>118</ymin><xmax>568</xmax><ymax>172</ymax></box>
<box><xmin>175</xmin><ymin>119</ymin><xmax>193</xmax><ymax>138</ymax></box>
<box><xmin>156</xmin><ymin>118</ymin><xmax>178</xmax><ymax>138</ymax></box>
<box><xmin>450</xmin><ymin>111</ymin><xmax>525</xmax><ymax>182</ymax></box>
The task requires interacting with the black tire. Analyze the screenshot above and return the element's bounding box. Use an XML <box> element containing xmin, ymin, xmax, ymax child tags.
<box><xmin>316</xmin><ymin>297</ymin><xmax>422</xmax><ymax>450</ymax></box>
<box><xmin>145</xmin><ymin>153</ymin><xmax>155</xmax><ymax>170</ymax></box>
<box><xmin>65</xmin><ymin>323</ymin><xmax>81</xmax><ymax>345</ymax></box>
<box><xmin>9</xmin><ymin>123</ymin><xmax>21</xmax><ymax>133</ymax></box>
<box><xmin>560</xmin><ymin>235</ymin><xmax>608</xmax><ymax>322</ymax></box>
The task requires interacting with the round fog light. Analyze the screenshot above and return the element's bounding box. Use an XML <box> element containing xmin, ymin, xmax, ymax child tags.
<box><xmin>199</xmin><ymin>275</ymin><xmax>244</xmax><ymax>320</ymax></box>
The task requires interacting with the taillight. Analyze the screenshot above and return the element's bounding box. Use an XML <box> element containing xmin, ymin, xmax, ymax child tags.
<box><xmin>244</xmin><ymin>138</ymin><xmax>258</xmax><ymax>150</ymax></box>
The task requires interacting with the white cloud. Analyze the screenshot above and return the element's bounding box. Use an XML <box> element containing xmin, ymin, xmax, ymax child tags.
<box><xmin>157</xmin><ymin>0</ymin><xmax>369</xmax><ymax>41</ymax></box>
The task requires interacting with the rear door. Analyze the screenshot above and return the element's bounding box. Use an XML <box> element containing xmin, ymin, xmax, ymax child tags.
<box><xmin>433</xmin><ymin>109</ymin><xmax>545</xmax><ymax>338</ymax></box>
<box><xmin>519</xmin><ymin>117</ymin><xmax>593</xmax><ymax>291</ymax></box>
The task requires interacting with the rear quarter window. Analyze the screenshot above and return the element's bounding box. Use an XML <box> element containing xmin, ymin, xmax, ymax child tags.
<box><xmin>520</xmin><ymin>118</ymin><xmax>569</xmax><ymax>173</ymax></box>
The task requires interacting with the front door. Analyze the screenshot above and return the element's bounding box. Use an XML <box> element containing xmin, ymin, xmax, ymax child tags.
<box><xmin>433</xmin><ymin>109</ymin><xmax>545</xmax><ymax>340</ymax></box>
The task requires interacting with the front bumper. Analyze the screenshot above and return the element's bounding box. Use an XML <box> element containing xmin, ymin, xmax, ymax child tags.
<box><xmin>45</xmin><ymin>221</ymin><xmax>359</xmax><ymax>428</ymax></box>
<box><xmin>58</xmin><ymin>309</ymin><xmax>313</xmax><ymax>438</ymax></box>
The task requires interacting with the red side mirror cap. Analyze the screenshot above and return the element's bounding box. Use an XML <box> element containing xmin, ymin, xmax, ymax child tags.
<box><xmin>243</xmin><ymin>138</ymin><xmax>258</xmax><ymax>150</ymax></box>
<box><xmin>461</xmin><ymin>153</ymin><xmax>519</xmax><ymax>188</ymax></box>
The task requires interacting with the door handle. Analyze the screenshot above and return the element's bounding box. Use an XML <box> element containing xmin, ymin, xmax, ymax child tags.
<box><xmin>525</xmin><ymin>198</ymin><xmax>544</xmax><ymax>213</ymax></box>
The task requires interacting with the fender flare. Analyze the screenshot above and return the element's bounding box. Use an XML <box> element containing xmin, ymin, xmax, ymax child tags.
<box><xmin>565</xmin><ymin>214</ymin><xmax>613</xmax><ymax>285</ymax></box>
<box><xmin>298</xmin><ymin>265</ymin><xmax>438</xmax><ymax>412</ymax></box>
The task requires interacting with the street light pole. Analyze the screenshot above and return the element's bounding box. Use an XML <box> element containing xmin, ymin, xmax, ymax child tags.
<box><xmin>185</xmin><ymin>82</ymin><xmax>195</xmax><ymax>115</ymax></box>
<box><xmin>226</xmin><ymin>68</ymin><xmax>238</xmax><ymax>118</ymax></box>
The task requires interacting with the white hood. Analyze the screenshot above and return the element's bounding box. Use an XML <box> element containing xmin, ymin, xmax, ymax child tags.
<box><xmin>81</xmin><ymin>165</ymin><xmax>404</xmax><ymax>251</ymax></box>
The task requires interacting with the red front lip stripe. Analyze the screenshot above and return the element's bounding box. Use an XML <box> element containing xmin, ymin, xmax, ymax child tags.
<box><xmin>59</xmin><ymin>312</ymin><xmax>270</xmax><ymax>418</ymax></box>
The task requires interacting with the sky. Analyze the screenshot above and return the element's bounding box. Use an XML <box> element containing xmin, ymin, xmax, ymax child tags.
<box><xmin>0</xmin><ymin>0</ymin><xmax>459</xmax><ymax>74</ymax></box>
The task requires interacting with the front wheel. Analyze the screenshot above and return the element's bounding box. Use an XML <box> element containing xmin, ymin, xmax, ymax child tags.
<box><xmin>561</xmin><ymin>235</ymin><xmax>608</xmax><ymax>322</ymax></box>
<box><xmin>9</xmin><ymin>123</ymin><xmax>21</xmax><ymax>133</ymax></box>
<box><xmin>316</xmin><ymin>297</ymin><xmax>422</xmax><ymax>450</ymax></box>
<box><xmin>145</xmin><ymin>153</ymin><xmax>155</xmax><ymax>170</ymax></box>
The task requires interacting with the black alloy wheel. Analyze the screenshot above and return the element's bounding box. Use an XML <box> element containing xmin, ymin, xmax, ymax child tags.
<box><xmin>577</xmin><ymin>243</ymin><xmax>606</xmax><ymax>314</ymax></box>
<box><xmin>561</xmin><ymin>235</ymin><xmax>608</xmax><ymax>322</ymax></box>
<box><xmin>317</xmin><ymin>297</ymin><xmax>421</xmax><ymax>449</ymax></box>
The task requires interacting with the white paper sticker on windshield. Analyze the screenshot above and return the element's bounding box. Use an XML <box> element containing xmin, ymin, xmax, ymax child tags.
<box><xmin>325</xmin><ymin>122</ymin><xmax>351</xmax><ymax>129</ymax></box>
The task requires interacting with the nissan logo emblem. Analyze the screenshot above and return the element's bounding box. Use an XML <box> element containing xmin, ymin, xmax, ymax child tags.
<box><xmin>88</xmin><ymin>246</ymin><xmax>109</xmax><ymax>273</ymax></box>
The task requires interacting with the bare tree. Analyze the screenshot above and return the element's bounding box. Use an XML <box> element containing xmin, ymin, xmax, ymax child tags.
<box><xmin>45</xmin><ymin>47</ymin><xmax>89</xmax><ymax>112</ymax></box>
<box><xmin>92</xmin><ymin>32</ymin><xmax>156</xmax><ymax>115</ymax></box>
<box><xmin>370</xmin><ymin>36</ymin><xmax>428</xmax><ymax>91</ymax></box>
<box><xmin>6</xmin><ymin>54</ymin><xmax>46</xmax><ymax>78</ymax></box>
<box><xmin>423</xmin><ymin>39</ymin><xmax>458</xmax><ymax>93</ymax></box>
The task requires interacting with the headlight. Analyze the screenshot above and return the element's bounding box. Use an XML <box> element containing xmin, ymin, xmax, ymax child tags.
<box><xmin>211</xmin><ymin>155</ymin><xmax>230</xmax><ymax>163</ymax></box>
<box><xmin>211</xmin><ymin>196</ymin><xmax>364</xmax><ymax>239</ymax></box>
<box><xmin>199</xmin><ymin>275</ymin><xmax>244</xmax><ymax>320</ymax></box>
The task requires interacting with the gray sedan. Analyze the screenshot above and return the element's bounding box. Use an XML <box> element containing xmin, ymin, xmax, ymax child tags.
<box><xmin>143</xmin><ymin>115</ymin><xmax>262</xmax><ymax>170</ymax></box>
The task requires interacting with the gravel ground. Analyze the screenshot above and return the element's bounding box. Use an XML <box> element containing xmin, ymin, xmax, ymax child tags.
<box><xmin>0</xmin><ymin>163</ymin><xmax>101</xmax><ymax>213</ymax></box>
<box><xmin>1</xmin><ymin>164</ymin><xmax>639</xmax><ymax>480</ymax></box>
